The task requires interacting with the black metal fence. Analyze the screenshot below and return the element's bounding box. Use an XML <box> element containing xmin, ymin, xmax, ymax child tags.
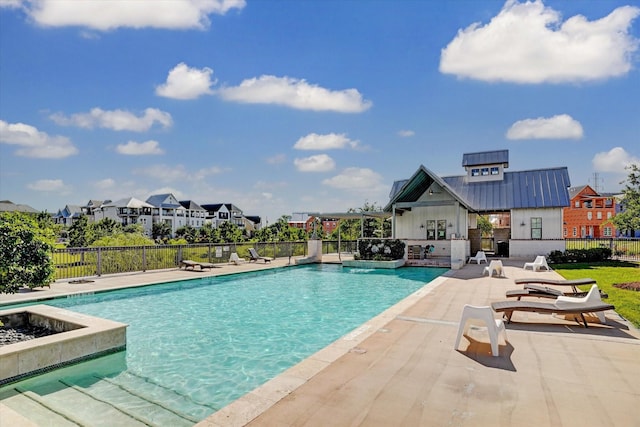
<box><xmin>53</xmin><ymin>240</ymin><xmax>358</xmax><ymax>280</ymax></box>
<box><xmin>565</xmin><ymin>238</ymin><xmax>640</xmax><ymax>261</ymax></box>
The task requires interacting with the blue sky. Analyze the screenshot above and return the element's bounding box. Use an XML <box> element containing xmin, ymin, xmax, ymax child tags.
<box><xmin>1</xmin><ymin>0</ymin><xmax>639</xmax><ymax>224</ymax></box>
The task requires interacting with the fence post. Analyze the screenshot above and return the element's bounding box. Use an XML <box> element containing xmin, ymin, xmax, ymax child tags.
<box><xmin>142</xmin><ymin>246</ymin><xmax>147</xmax><ymax>272</ymax></box>
<box><xmin>97</xmin><ymin>248</ymin><xmax>102</xmax><ymax>276</ymax></box>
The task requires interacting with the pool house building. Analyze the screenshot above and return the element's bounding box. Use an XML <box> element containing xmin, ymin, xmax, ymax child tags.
<box><xmin>384</xmin><ymin>149</ymin><xmax>571</xmax><ymax>263</ymax></box>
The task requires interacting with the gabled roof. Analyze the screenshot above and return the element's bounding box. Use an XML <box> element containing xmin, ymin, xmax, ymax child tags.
<box><xmin>385</xmin><ymin>165</ymin><xmax>571</xmax><ymax>212</ymax></box>
<box><xmin>146</xmin><ymin>193</ymin><xmax>183</xmax><ymax>209</ymax></box>
<box><xmin>0</xmin><ymin>200</ymin><xmax>39</xmax><ymax>213</ymax></box>
<box><xmin>462</xmin><ymin>149</ymin><xmax>508</xmax><ymax>168</ymax></box>
<box><xmin>245</xmin><ymin>215</ymin><xmax>261</xmax><ymax>224</ymax></box>
<box><xmin>384</xmin><ymin>166</ymin><xmax>475</xmax><ymax>213</ymax></box>
<box><xmin>179</xmin><ymin>200</ymin><xmax>206</xmax><ymax>211</ymax></box>
<box><xmin>103</xmin><ymin>197</ymin><xmax>154</xmax><ymax>209</ymax></box>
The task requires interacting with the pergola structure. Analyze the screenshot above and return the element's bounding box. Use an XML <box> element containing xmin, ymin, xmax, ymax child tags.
<box><xmin>305</xmin><ymin>211</ymin><xmax>392</xmax><ymax>260</ymax></box>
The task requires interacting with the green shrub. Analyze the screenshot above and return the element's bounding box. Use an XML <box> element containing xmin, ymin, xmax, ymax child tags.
<box><xmin>356</xmin><ymin>239</ymin><xmax>405</xmax><ymax>261</ymax></box>
<box><xmin>548</xmin><ymin>248</ymin><xmax>612</xmax><ymax>264</ymax></box>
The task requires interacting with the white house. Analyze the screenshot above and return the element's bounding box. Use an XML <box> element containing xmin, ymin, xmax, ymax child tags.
<box><xmin>146</xmin><ymin>193</ymin><xmax>187</xmax><ymax>236</ymax></box>
<box><xmin>94</xmin><ymin>197</ymin><xmax>154</xmax><ymax>234</ymax></box>
<box><xmin>384</xmin><ymin>150</ymin><xmax>571</xmax><ymax>259</ymax></box>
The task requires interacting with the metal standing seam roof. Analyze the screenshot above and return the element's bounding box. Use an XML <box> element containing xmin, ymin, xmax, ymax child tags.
<box><xmin>461</xmin><ymin>149</ymin><xmax>509</xmax><ymax>167</ymax></box>
<box><xmin>443</xmin><ymin>167</ymin><xmax>571</xmax><ymax>210</ymax></box>
<box><xmin>386</xmin><ymin>166</ymin><xmax>571</xmax><ymax>212</ymax></box>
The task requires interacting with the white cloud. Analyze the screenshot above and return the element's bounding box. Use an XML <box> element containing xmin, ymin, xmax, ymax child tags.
<box><xmin>218</xmin><ymin>75</ymin><xmax>372</xmax><ymax>113</ymax></box>
<box><xmin>293</xmin><ymin>133</ymin><xmax>360</xmax><ymax>150</ymax></box>
<box><xmin>440</xmin><ymin>1</ymin><xmax>640</xmax><ymax>83</ymax></box>
<box><xmin>506</xmin><ymin>114</ymin><xmax>583</xmax><ymax>140</ymax></box>
<box><xmin>593</xmin><ymin>147</ymin><xmax>640</xmax><ymax>172</ymax></box>
<box><xmin>19</xmin><ymin>0</ymin><xmax>246</xmax><ymax>30</ymax></box>
<box><xmin>50</xmin><ymin>107</ymin><xmax>172</xmax><ymax>132</ymax></box>
<box><xmin>294</xmin><ymin>154</ymin><xmax>336</xmax><ymax>172</ymax></box>
<box><xmin>266</xmin><ymin>154</ymin><xmax>287</xmax><ymax>165</ymax></box>
<box><xmin>322</xmin><ymin>167</ymin><xmax>385</xmax><ymax>191</ymax></box>
<box><xmin>94</xmin><ymin>178</ymin><xmax>116</xmax><ymax>190</ymax></box>
<box><xmin>27</xmin><ymin>179</ymin><xmax>67</xmax><ymax>192</ymax></box>
<box><xmin>156</xmin><ymin>63</ymin><xmax>216</xmax><ymax>100</ymax></box>
<box><xmin>0</xmin><ymin>0</ymin><xmax>22</xmax><ymax>9</ymax></box>
<box><xmin>398</xmin><ymin>130</ymin><xmax>415</xmax><ymax>137</ymax></box>
<box><xmin>116</xmin><ymin>140</ymin><xmax>165</xmax><ymax>155</ymax></box>
<box><xmin>134</xmin><ymin>164</ymin><xmax>225</xmax><ymax>183</ymax></box>
<box><xmin>0</xmin><ymin>120</ymin><xmax>78</xmax><ymax>158</ymax></box>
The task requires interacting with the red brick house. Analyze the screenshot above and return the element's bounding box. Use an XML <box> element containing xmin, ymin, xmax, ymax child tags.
<box><xmin>563</xmin><ymin>185</ymin><xmax>617</xmax><ymax>238</ymax></box>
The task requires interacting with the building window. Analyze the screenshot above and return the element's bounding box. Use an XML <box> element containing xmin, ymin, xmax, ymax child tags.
<box><xmin>563</xmin><ymin>228</ymin><xmax>567</xmax><ymax>237</ymax></box>
<box><xmin>481</xmin><ymin>167</ymin><xmax>489</xmax><ymax>176</ymax></box>
<box><xmin>596</xmin><ymin>212</ymin><xmax>602</xmax><ymax>220</ymax></box>
<box><xmin>605</xmin><ymin>199</ymin><xmax>613</xmax><ymax>207</ymax></box>
<box><xmin>437</xmin><ymin>219</ymin><xmax>446</xmax><ymax>240</ymax></box>
<box><xmin>426</xmin><ymin>220</ymin><xmax>436</xmax><ymax>240</ymax></box>
<box><xmin>490</xmin><ymin>167</ymin><xmax>499</xmax><ymax>175</ymax></box>
<box><xmin>607</xmin><ymin>212</ymin><xmax>612</xmax><ymax>219</ymax></box>
<box><xmin>531</xmin><ymin>217</ymin><xmax>542</xmax><ymax>239</ymax></box>
<box><xmin>572</xmin><ymin>227</ymin><xmax>577</xmax><ymax>237</ymax></box>
<box><xmin>587</xmin><ymin>212</ymin><xmax>592</xmax><ymax>220</ymax></box>
<box><xmin>604</xmin><ymin>227</ymin><xmax>612</xmax><ymax>237</ymax></box>
<box><xmin>575</xmin><ymin>201</ymin><xmax>580</xmax><ymax>208</ymax></box>
<box><xmin>471</xmin><ymin>168</ymin><xmax>480</xmax><ymax>177</ymax></box>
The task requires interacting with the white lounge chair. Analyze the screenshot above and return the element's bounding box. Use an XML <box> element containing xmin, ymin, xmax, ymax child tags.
<box><xmin>523</xmin><ymin>256</ymin><xmax>550</xmax><ymax>271</ymax></box>
<box><xmin>483</xmin><ymin>260</ymin><xmax>505</xmax><ymax>277</ymax></box>
<box><xmin>229</xmin><ymin>252</ymin><xmax>245</xmax><ymax>265</ymax></box>
<box><xmin>556</xmin><ymin>284</ymin><xmax>607</xmax><ymax>324</ymax></box>
<box><xmin>468</xmin><ymin>251</ymin><xmax>487</xmax><ymax>264</ymax></box>
<box><xmin>454</xmin><ymin>305</ymin><xmax>507</xmax><ymax>357</ymax></box>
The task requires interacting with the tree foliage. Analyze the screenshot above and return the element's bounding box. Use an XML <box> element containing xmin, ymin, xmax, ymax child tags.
<box><xmin>611</xmin><ymin>164</ymin><xmax>640</xmax><ymax>236</ymax></box>
<box><xmin>330</xmin><ymin>202</ymin><xmax>390</xmax><ymax>240</ymax></box>
<box><xmin>0</xmin><ymin>212</ymin><xmax>56</xmax><ymax>293</ymax></box>
<box><xmin>477</xmin><ymin>215</ymin><xmax>493</xmax><ymax>236</ymax></box>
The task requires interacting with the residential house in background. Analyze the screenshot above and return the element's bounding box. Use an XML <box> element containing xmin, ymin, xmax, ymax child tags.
<box><xmin>288</xmin><ymin>213</ymin><xmax>315</xmax><ymax>233</ymax></box>
<box><xmin>81</xmin><ymin>200</ymin><xmax>105</xmax><ymax>220</ymax></box>
<box><xmin>53</xmin><ymin>205</ymin><xmax>83</xmax><ymax>226</ymax></box>
<box><xmin>563</xmin><ymin>185</ymin><xmax>618</xmax><ymax>238</ymax></box>
<box><xmin>385</xmin><ymin>149</ymin><xmax>571</xmax><ymax>258</ymax></box>
<box><xmin>146</xmin><ymin>193</ymin><xmax>187</xmax><ymax>236</ymax></box>
<box><xmin>94</xmin><ymin>197</ymin><xmax>154</xmax><ymax>234</ymax></box>
<box><xmin>179</xmin><ymin>200</ymin><xmax>208</xmax><ymax>228</ymax></box>
<box><xmin>0</xmin><ymin>200</ymin><xmax>39</xmax><ymax>214</ymax></box>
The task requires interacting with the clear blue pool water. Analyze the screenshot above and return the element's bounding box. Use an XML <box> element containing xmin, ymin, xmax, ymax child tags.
<box><xmin>0</xmin><ymin>264</ymin><xmax>445</xmax><ymax>425</ymax></box>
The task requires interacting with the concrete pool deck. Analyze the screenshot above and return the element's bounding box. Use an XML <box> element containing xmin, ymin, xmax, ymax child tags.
<box><xmin>1</xmin><ymin>257</ymin><xmax>639</xmax><ymax>427</ymax></box>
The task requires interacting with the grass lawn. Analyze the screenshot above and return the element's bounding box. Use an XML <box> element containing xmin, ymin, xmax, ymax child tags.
<box><xmin>553</xmin><ymin>261</ymin><xmax>640</xmax><ymax>328</ymax></box>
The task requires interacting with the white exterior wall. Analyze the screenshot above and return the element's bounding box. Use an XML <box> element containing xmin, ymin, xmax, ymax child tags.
<box><xmin>510</xmin><ymin>208</ymin><xmax>563</xmax><ymax>240</ymax></box>
<box><xmin>509</xmin><ymin>207</ymin><xmax>564</xmax><ymax>258</ymax></box>
<box><xmin>509</xmin><ymin>240</ymin><xmax>564</xmax><ymax>259</ymax></box>
<box><xmin>394</xmin><ymin>191</ymin><xmax>469</xmax><ymax>240</ymax></box>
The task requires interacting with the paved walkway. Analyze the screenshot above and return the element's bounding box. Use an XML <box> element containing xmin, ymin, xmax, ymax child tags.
<box><xmin>2</xmin><ymin>257</ymin><xmax>639</xmax><ymax>427</ymax></box>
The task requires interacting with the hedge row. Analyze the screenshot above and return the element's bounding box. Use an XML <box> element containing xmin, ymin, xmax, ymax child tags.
<box><xmin>548</xmin><ymin>248</ymin><xmax>612</xmax><ymax>263</ymax></box>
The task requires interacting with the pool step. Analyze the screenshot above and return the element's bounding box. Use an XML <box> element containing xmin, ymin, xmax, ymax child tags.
<box><xmin>1</xmin><ymin>373</ymin><xmax>213</xmax><ymax>427</ymax></box>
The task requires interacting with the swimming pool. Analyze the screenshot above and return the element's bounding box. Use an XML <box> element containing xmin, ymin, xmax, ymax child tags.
<box><xmin>0</xmin><ymin>264</ymin><xmax>446</xmax><ymax>426</ymax></box>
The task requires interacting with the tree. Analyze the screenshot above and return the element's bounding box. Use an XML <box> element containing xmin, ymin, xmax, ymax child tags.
<box><xmin>152</xmin><ymin>222</ymin><xmax>172</xmax><ymax>241</ymax></box>
<box><xmin>477</xmin><ymin>215</ymin><xmax>493</xmax><ymax>236</ymax></box>
<box><xmin>0</xmin><ymin>212</ymin><xmax>56</xmax><ymax>293</ymax></box>
<box><xmin>218</xmin><ymin>221</ymin><xmax>243</xmax><ymax>243</ymax></box>
<box><xmin>611</xmin><ymin>163</ymin><xmax>640</xmax><ymax>236</ymax></box>
<box><xmin>68</xmin><ymin>215</ymin><xmax>89</xmax><ymax>247</ymax></box>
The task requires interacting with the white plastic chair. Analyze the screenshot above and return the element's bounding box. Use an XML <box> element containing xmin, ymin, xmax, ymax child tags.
<box><xmin>523</xmin><ymin>255</ymin><xmax>550</xmax><ymax>271</ymax></box>
<box><xmin>556</xmin><ymin>285</ymin><xmax>606</xmax><ymax>324</ymax></box>
<box><xmin>468</xmin><ymin>251</ymin><xmax>488</xmax><ymax>264</ymax></box>
<box><xmin>454</xmin><ymin>305</ymin><xmax>507</xmax><ymax>357</ymax></box>
<box><xmin>483</xmin><ymin>260</ymin><xmax>505</xmax><ymax>277</ymax></box>
<box><xmin>229</xmin><ymin>252</ymin><xmax>244</xmax><ymax>265</ymax></box>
